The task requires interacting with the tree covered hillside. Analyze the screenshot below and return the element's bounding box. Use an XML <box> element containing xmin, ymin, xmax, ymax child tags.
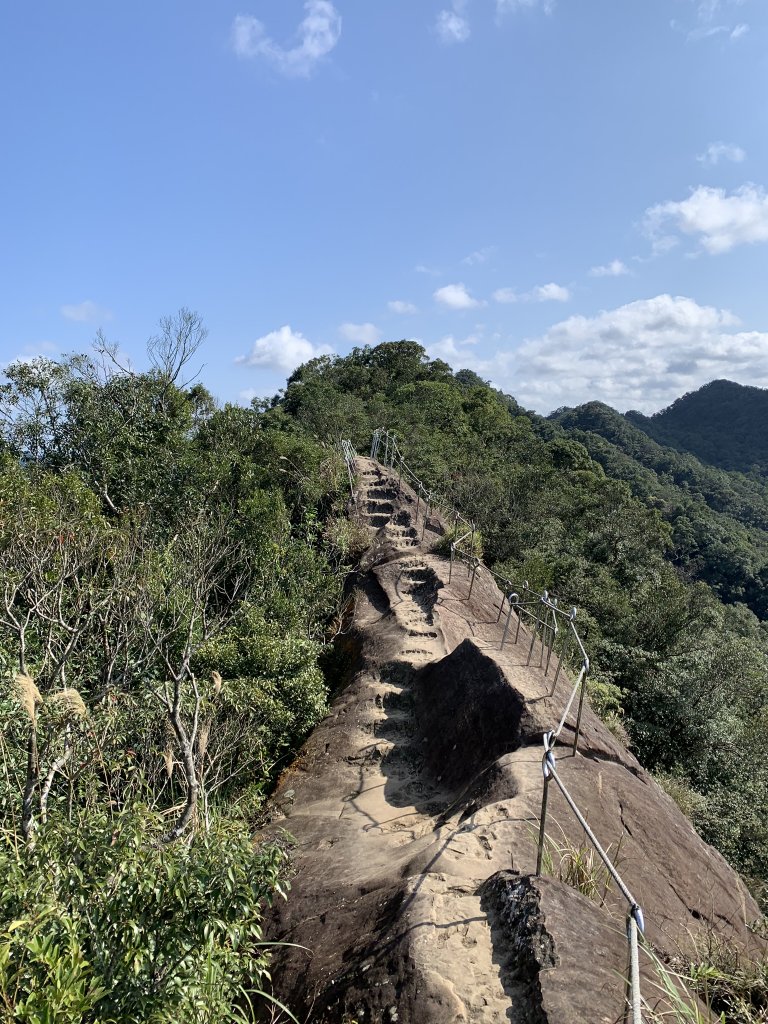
<box><xmin>2</xmin><ymin>329</ymin><xmax>768</xmax><ymax>1020</ymax></box>
<box><xmin>549</xmin><ymin>400</ymin><xmax>768</xmax><ymax>618</ymax></box>
<box><xmin>0</xmin><ymin>313</ymin><xmax>362</xmax><ymax>1022</ymax></box>
<box><xmin>626</xmin><ymin>379</ymin><xmax>768</xmax><ymax>476</ymax></box>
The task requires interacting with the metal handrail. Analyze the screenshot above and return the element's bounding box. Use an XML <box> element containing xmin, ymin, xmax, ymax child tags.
<box><xmin>369</xmin><ymin>427</ymin><xmax>589</xmax><ymax>740</ymax></box>
<box><xmin>536</xmin><ymin>739</ymin><xmax>645</xmax><ymax>1024</ymax></box>
<box><xmin>364</xmin><ymin>427</ymin><xmax>644</xmax><ymax>1021</ymax></box>
<box><xmin>341</xmin><ymin>440</ymin><xmax>358</xmax><ymax>504</ymax></box>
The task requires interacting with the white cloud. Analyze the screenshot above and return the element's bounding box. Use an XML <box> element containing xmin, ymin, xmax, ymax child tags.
<box><xmin>461</xmin><ymin>246</ymin><xmax>496</xmax><ymax>266</ymax></box>
<box><xmin>496</xmin><ymin>0</ymin><xmax>555</xmax><ymax>15</ymax></box>
<box><xmin>232</xmin><ymin>2</ymin><xmax>341</xmax><ymax>78</ymax></box>
<box><xmin>493</xmin><ymin>282</ymin><xmax>571</xmax><ymax>303</ymax></box>
<box><xmin>687</xmin><ymin>24</ymin><xmax>729</xmax><ymax>38</ymax></box>
<box><xmin>589</xmin><ymin>259</ymin><xmax>629</xmax><ymax>277</ymax></box>
<box><xmin>696</xmin><ymin>141</ymin><xmax>746</xmax><ymax>165</ymax></box>
<box><xmin>427</xmin><ymin>333</ymin><xmax>481</xmax><ymax>364</ymax></box>
<box><xmin>436</xmin><ymin>9</ymin><xmax>470</xmax><ymax>43</ymax></box>
<box><xmin>681</xmin><ymin>0</ymin><xmax>749</xmax><ymax>40</ymax></box>
<box><xmin>339</xmin><ymin>322</ymin><xmax>382</xmax><ymax>345</ymax></box>
<box><xmin>533</xmin><ymin>282</ymin><xmax>570</xmax><ymax>302</ymax></box>
<box><xmin>388</xmin><ymin>300</ymin><xmax>419</xmax><ymax>314</ymax></box>
<box><xmin>698</xmin><ymin>0</ymin><xmax>720</xmax><ymax>18</ymax></box>
<box><xmin>434</xmin><ymin>282</ymin><xmax>482</xmax><ymax>310</ymax></box>
<box><xmin>235</xmin><ymin>325</ymin><xmax>333</xmax><ymax>373</ymax></box>
<box><xmin>489</xmin><ymin>294</ymin><xmax>768</xmax><ymax>414</ymax></box>
<box><xmin>60</xmin><ymin>300</ymin><xmax>113</xmax><ymax>323</ymax></box>
<box><xmin>700</xmin><ymin>0</ymin><xmax>748</xmax><ymax>16</ymax></box>
<box><xmin>4</xmin><ymin>341</ymin><xmax>59</xmax><ymax>368</ymax></box>
<box><xmin>644</xmin><ymin>184</ymin><xmax>768</xmax><ymax>254</ymax></box>
<box><xmin>693</xmin><ymin>0</ymin><xmax>747</xmax><ymax>21</ymax></box>
<box><xmin>493</xmin><ymin>288</ymin><xmax>519</xmax><ymax>304</ymax></box>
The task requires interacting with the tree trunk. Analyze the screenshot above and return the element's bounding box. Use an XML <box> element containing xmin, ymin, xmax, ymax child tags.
<box><xmin>21</xmin><ymin>726</ymin><xmax>38</xmax><ymax>842</ymax></box>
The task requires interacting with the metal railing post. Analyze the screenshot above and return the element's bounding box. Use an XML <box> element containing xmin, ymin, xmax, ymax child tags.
<box><xmin>535</xmin><ymin>750</ymin><xmax>553</xmax><ymax>876</ymax></box>
<box><xmin>544</xmin><ymin>597</ymin><xmax>557</xmax><ymax>676</ymax></box>
<box><xmin>526</xmin><ymin>624</ymin><xmax>537</xmax><ymax>667</ymax></box>
<box><xmin>496</xmin><ymin>582</ymin><xmax>511</xmax><ymax>623</ymax></box>
<box><xmin>538</xmin><ymin>598</ymin><xmax>546</xmax><ymax>669</ymax></box>
<box><xmin>626</xmin><ymin>910</ymin><xmax>643</xmax><ymax>1024</ymax></box>
<box><xmin>516</xmin><ymin>581</ymin><xmax>528</xmax><ymax>645</ymax></box>
<box><xmin>572</xmin><ymin>665</ymin><xmax>588</xmax><ymax>755</ymax></box>
<box><xmin>449</xmin><ymin>543</ymin><xmax>455</xmax><ymax>583</ymax></box>
<box><xmin>468</xmin><ymin>558</ymin><xmax>479</xmax><ymax>599</ymax></box>
<box><xmin>551</xmin><ymin>626</ymin><xmax>571</xmax><ymax>691</ymax></box>
<box><xmin>538</xmin><ymin>745</ymin><xmax>646</xmax><ymax>1016</ymax></box>
<box><xmin>500</xmin><ymin>593</ymin><xmax>518</xmax><ymax>650</ymax></box>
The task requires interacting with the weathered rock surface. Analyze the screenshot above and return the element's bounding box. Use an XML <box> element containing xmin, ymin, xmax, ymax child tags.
<box><xmin>259</xmin><ymin>457</ymin><xmax>763</xmax><ymax>1023</ymax></box>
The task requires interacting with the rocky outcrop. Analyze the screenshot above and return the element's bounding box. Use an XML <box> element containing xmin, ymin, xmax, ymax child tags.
<box><xmin>259</xmin><ymin>457</ymin><xmax>763</xmax><ymax>1023</ymax></box>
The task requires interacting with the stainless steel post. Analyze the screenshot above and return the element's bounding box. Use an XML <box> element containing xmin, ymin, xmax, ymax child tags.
<box><xmin>500</xmin><ymin>594</ymin><xmax>517</xmax><ymax>650</ymax></box>
<box><xmin>572</xmin><ymin>668</ymin><xmax>588</xmax><ymax>755</ymax></box>
<box><xmin>536</xmin><ymin>764</ymin><xmax>551</xmax><ymax>876</ymax></box>
<box><xmin>468</xmin><ymin>558</ymin><xmax>479</xmax><ymax>599</ymax></box>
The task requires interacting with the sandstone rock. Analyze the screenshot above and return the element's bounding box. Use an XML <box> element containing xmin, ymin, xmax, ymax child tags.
<box><xmin>260</xmin><ymin>457</ymin><xmax>763</xmax><ymax>1023</ymax></box>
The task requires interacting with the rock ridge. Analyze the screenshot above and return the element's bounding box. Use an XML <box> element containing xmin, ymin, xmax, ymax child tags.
<box><xmin>260</xmin><ymin>456</ymin><xmax>763</xmax><ymax>1023</ymax></box>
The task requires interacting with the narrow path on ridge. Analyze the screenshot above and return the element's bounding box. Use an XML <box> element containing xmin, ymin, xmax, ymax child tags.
<box><xmin>261</xmin><ymin>456</ymin><xmax>763</xmax><ymax>1024</ymax></box>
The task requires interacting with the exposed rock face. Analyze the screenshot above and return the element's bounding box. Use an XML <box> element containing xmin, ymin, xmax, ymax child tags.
<box><xmin>260</xmin><ymin>457</ymin><xmax>763</xmax><ymax>1023</ymax></box>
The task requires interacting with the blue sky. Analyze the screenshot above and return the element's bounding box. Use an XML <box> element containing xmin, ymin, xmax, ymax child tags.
<box><xmin>2</xmin><ymin>0</ymin><xmax>767</xmax><ymax>413</ymax></box>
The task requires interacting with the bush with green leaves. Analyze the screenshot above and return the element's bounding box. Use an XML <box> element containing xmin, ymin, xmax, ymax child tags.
<box><xmin>0</xmin><ymin>810</ymin><xmax>292</xmax><ymax>1024</ymax></box>
<box><xmin>0</xmin><ymin>319</ymin><xmax>361</xmax><ymax>1020</ymax></box>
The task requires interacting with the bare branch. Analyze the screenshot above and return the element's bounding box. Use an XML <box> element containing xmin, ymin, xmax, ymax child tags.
<box><xmin>148</xmin><ymin>307</ymin><xmax>207</xmax><ymax>391</ymax></box>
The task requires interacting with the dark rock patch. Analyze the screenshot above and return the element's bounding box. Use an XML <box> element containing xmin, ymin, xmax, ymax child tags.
<box><xmin>416</xmin><ymin>638</ymin><xmax>538</xmax><ymax>792</ymax></box>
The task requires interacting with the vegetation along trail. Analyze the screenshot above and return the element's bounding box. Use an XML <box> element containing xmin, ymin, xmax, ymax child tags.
<box><xmin>3</xmin><ymin>335</ymin><xmax>768</xmax><ymax>1022</ymax></box>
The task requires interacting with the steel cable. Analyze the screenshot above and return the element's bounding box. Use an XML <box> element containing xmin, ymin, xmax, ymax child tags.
<box><xmin>358</xmin><ymin>429</ymin><xmax>646</xmax><ymax>1020</ymax></box>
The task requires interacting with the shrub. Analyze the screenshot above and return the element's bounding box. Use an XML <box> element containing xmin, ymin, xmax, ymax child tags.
<box><xmin>654</xmin><ymin>771</ymin><xmax>708</xmax><ymax>824</ymax></box>
<box><xmin>0</xmin><ymin>809</ymin><xmax>292</xmax><ymax>1023</ymax></box>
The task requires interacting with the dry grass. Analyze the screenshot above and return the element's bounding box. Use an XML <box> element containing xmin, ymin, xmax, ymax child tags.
<box><xmin>539</xmin><ymin>823</ymin><xmax>625</xmax><ymax>908</ymax></box>
<box><xmin>197</xmin><ymin>720</ymin><xmax>211</xmax><ymax>763</ymax></box>
<box><xmin>13</xmin><ymin>673</ymin><xmax>41</xmax><ymax>723</ymax></box>
<box><xmin>47</xmin><ymin>688</ymin><xmax>88</xmax><ymax>719</ymax></box>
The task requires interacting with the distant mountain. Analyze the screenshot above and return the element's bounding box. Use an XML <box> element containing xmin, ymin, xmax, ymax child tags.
<box><xmin>625</xmin><ymin>379</ymin><xmax>768</xmax><ymax>475</ymax></box>
<box><xmin>548</xmin><ymin>397</ymin><xmax>768</xmax><ymax>617</ymax></box>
